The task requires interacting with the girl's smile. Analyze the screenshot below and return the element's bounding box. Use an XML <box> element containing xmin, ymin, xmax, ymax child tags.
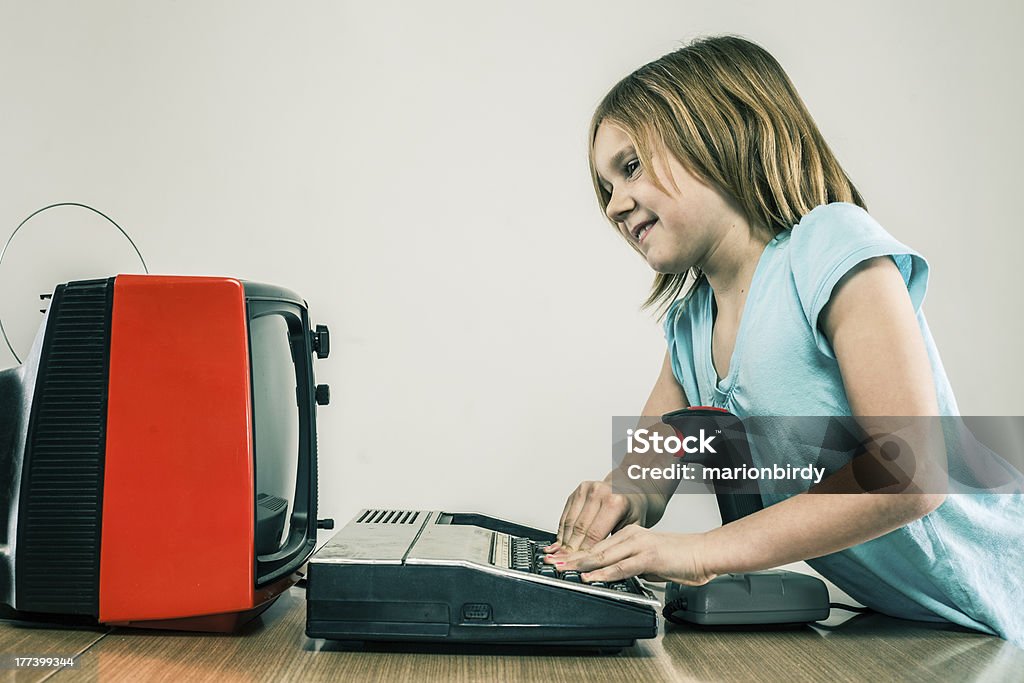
<box><xmin>631</xmin><ymin>219</ymin><xmax>657</xmax><ymax>244</ymax></box>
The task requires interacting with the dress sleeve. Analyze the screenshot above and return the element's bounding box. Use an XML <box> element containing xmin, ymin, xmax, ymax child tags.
<box><xmin>790</xmin><ymin>203</ymin><xmax>929</xmax><ymax>358</ymax></box>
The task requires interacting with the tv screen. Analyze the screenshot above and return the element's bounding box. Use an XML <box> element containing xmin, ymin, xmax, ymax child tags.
<box><xmin>251</xmin><ymin>311</ymin><xmax>302</xmax><ymax>555</ymax></box>
<box><xmin>246</xmin><ymin>292</ymin><xmax>324</xmax><ymax>585</ymax></box>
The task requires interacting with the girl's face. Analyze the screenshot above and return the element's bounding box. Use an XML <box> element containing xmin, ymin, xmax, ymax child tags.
<box><xmin>592</xmin><ymin>122</ymin><xmax>741</xmax><ymax>274</ymax></box>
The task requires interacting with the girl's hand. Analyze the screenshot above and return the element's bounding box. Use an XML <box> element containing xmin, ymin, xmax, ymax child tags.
<box><xmin>544</xmin><ymin>480</ymin><xmax>649</xmax><ymax>555</ymax></box>
<box><xmin>547</xmin><ymin>524</ymin><xmax>717</xmax><ymax>586</ymax></box>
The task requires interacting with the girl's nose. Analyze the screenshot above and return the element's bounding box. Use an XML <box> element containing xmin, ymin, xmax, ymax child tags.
<box><xmin>605</xmin><ymin>187</ymin><xmax>635</xmax><ymax>223</ymax></box>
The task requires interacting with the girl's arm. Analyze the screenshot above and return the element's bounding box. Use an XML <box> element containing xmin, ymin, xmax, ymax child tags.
<box><xmin>550</xmin><ymin>350</ymin><xmax>688</xmax><ymax>553</ymax></box>
<box><xmin>619</xmin><ymin>349</ymin><xmax>692</xmax><ymax>526</ymax></box>
<box><xmin>551</xmin><ymin>256</ymin><xmax>948</xmax><ymax>584</ymax></box>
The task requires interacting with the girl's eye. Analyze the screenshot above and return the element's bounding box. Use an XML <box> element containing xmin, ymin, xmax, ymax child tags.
<box><xmin>624</xmin><ymin>159</ymin><xmax>640</xmax><ymax>178</ymax></box>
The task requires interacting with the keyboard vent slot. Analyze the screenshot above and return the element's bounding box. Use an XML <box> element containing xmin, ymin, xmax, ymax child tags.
<box><xmin>356</xmin><ymin>509</ymin><xmax>419</xmax><ymax>525</ymax></box>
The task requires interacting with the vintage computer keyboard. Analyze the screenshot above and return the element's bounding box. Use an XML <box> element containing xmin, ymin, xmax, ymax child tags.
<box><xmin>305</xmin><ymin>509</ymin><xmax>660</xmax><ymax>648</ymax></box>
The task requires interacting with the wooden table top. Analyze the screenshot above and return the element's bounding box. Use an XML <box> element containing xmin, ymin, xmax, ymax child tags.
<box><xmin>2</xmin><ymin>586</ymin><xmax>1021</xmax><ymax>682</ymax></box>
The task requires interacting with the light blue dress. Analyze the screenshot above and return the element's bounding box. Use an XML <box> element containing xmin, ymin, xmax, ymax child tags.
<box><xmin>663</xmin><ymin>202</ymin><xmax>1024</xmax><ymax>645</ymax></box>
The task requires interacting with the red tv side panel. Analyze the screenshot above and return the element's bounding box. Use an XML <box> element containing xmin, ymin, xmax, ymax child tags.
<box><xmin>99</xmin><ymin>276</ymin><xmax>255</xmax><ymax>622</ymax></box>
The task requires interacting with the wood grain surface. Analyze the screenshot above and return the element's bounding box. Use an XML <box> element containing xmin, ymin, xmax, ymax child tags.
<box><xmin>2</xmin><ymin>587</ymin><xmax>1021</xmax><ymax>682</ymax></box>
<box><xmin>0</xmin><ymin>619</ymin><xmax>108</xmax><ymax>683</ymax></box>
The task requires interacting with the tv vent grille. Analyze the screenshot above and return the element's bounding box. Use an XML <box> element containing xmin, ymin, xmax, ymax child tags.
<box><xmin>356</xmin><ymin>509</ymin><xmax>419</xmax><ymax>525</ymax></box>
<box><xmin>17</xmin><ymin>278</ymin><xmax>114</xmax><ymax>616</ymax></box>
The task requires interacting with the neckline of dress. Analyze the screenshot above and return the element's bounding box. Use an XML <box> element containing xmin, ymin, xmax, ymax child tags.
<box><xmin>703</xmin><ymin>232</ymin><xmax>786</xmax><ymax>398</ymax></box>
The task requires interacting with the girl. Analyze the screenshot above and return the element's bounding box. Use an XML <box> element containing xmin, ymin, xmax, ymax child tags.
<box><xmin>544</xmin><ymin>35</ymin><xmax>1023</xmax><ymax>645</ymax></box>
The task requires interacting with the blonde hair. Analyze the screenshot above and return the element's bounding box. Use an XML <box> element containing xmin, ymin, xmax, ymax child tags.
<box><xmin>589</xmin><ymin>35</ymin><xmax>866</xmax><ymax>313</ymax></box>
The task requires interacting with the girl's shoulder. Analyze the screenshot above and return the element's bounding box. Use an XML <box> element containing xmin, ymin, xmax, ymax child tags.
<box><xmin>787</xmin><ymin>202</ymin><xmax>930</xmax><ymax>339</ymax></box>
<box><xmin>789</xmin><ymin>202</ymin><xmax>895</xmax><ymax>256</ymax></box>
<box><xmin>788</xmin><ymin>201</ymin><xmax>924</xmax><ymax>281</ymax></box>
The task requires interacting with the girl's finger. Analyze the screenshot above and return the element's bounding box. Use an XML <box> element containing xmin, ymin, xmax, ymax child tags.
<box><xmin>546</xmin><ymin>523</ymin><xmax>641</xmax><ymax>567</ymax></box>
<box><xmin>556</xmin><ymin>532</ymin><xmax>642</xmax><ymax>573</ymax></box>
<box><xmin>576</xmin><ymin>523</ymin><xmax>642</xmax><ymax>560</ymax></box>
<box><xmin>563</xmin><ymin>498</ymin><xmax>606</xmax><ymax>553</ymax></box>
<box><xmin>581</xmin><ymin>553</ymin><xmax>648</xmax><ymax>583</ymax></box>
<box><xmin>556</xmin><ymin>490</ymin><xmax>586</xmax><ymax>547</ymax></box>
<box><xmin>577</xmin><ymin>499</ymin><xmax>631</xmax><ymax>551</ymax></box>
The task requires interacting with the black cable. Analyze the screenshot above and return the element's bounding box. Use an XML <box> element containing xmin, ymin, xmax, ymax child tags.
<box><xmin>828</xmin><ymin>602</ymin><xmax>872</xmax><ymax>614</ymax></box>
<box><xmin>662</xmin><ymin>597</ymin><xmax>689</xmax><ymax>624</ymax></box>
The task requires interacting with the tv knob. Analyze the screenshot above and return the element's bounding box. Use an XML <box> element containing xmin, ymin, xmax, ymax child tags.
<box><xmin>312</xmin><ymin>324</ymin><xmax>330</xmax><ymax>359</ymax></box>
<box><xmin>315</xmin><ymin>384</ymin><xmax>330</xmax><ymax>406</ymax></box>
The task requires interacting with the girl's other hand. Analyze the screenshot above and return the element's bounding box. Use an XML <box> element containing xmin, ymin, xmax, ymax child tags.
<box><xmin>548</xmin><ymin>524</ymin><xmax>716</xmax><ymax>586</ymax></box>
<box><xmin>544</xmin><ymin>480</ymin><xmax>648</xmax><ymax>555</ymax></box>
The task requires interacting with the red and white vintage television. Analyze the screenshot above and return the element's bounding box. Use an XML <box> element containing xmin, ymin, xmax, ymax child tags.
<box><xmin>0</xmin><ymin>275</ymin><xmax>330</xmax><ymax>630</ymax></box>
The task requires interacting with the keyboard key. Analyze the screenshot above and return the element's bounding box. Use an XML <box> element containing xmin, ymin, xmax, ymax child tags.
<box><xmin>561</xmin><ymin>571</ymin><xmax>582</xmax><ymax>583</ymax></box>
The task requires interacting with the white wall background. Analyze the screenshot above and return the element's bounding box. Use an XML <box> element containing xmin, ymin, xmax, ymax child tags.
<box><xmin>1</xmin><ymin>0</ymin><xmax>1022</xmax><ymax>539</ymax></box>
